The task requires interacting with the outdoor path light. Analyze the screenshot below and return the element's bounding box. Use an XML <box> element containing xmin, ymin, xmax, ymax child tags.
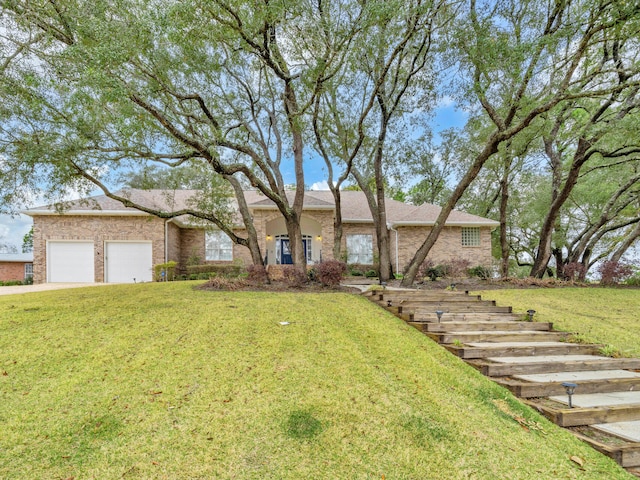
<box><xmin>527</xmin><ymin>309</ymin><xmax>536</xmax><ymax>322</ymax></box>
<box><xmin>561</xmin><ymin>382</ymin><xmax>578</xmax><ymax>408</ymax></box>
<box><xmin>435</xmin><ymin>310</ymin><xmax>444</xmax><ymax>323</ymax></box>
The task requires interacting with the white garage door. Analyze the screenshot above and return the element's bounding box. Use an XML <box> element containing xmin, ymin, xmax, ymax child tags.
<box><xmin>47</xmin><ymin>241</ymin><xmax>95</xmax><ymax>283</ymax></box>
<box><xmin>105</xmin><ymin>242</ymin><xmax>153</xmax><ymax>283</ymax></box>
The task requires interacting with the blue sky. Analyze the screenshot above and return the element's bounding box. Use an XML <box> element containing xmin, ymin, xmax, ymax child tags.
<box><xmin>0</xmin><ymin>102</ymin><xmax>468</xmax><ymax>252</ymax></box>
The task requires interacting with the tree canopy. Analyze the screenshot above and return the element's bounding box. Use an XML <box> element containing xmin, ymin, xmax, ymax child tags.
<box><xmin>1</xmin><ymin>0</ymin><xmax>639</xmax><ymax>281</ymax></box>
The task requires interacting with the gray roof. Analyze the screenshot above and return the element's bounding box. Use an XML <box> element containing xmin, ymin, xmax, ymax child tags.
<box><xmin>23</xmin><ymin>189</ymin><xmax>499</xmax><ymax>227</ymax></box>
<box><xmin>0</xmin><ymin>253</ymin><xmax>33</xmax><ymax>262</ymax></box>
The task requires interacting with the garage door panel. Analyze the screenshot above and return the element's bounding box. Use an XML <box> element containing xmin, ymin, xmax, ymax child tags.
<box><xmin>48</xmin><ymin>241</ymin><xmax>94</xmax><ymax>283</ymax></box>
<box><xmin>105</xmin><ymin>242</ymin><xmax>153</xmax><ymax>283</ymax></box>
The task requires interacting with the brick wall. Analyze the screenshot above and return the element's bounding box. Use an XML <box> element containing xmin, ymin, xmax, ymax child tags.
<box><xmin>393</xmin><ymin>226</ymin><xmax>493</xmax><ymax>271</ymax></box>
<box><xmin>32</xmin><ymin>215</ymin><xmax>166</xmax><ymax>284</ymax></box>
<box><xmin>0</xmin><ymin>262</ymin><xmax>29</xmax><ymax>282</ymax></box>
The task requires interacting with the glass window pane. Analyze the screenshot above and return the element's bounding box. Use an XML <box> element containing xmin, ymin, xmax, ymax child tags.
<box><xmin>346</xmin><ymin>234</ymin><xmax>373</xmax><ymax>264</ymax></box>
<box><xmin>461</xmin><ymin>227</ymin><xmax>480</xmax><ymax>247</ymax></box>
<box><xmin>205</xmin><ymin>230</ymin><xmax>233</xmax><ymax>261</ymax></box>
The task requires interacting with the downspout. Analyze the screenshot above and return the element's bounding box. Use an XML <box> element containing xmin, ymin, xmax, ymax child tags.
<box><xmin>389</xmin><ymin>224</ymin><xmax>399</xmax><ymax>275</ymax></box>
<box><xmin>164</xmin><ymin>219</ymin><xmax>171</xmax><ymax>263</ymax></box>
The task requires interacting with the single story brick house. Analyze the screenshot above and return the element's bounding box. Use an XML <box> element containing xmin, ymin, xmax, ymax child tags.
<box><xmin>0</xmin><ymin>253</ymin><xmax>33</xmax><ymax>282</ymax></box>
<box><xmin>23</xmin><ymin>189</ymin><xmax>499</xmax><ymax>284</ymax></box>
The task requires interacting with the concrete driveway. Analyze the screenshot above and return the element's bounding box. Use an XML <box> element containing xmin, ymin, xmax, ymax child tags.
<box><xmin>0</xmin><ymin>283</ymin><xmax>109</xmax><ymax>296</ymax></box>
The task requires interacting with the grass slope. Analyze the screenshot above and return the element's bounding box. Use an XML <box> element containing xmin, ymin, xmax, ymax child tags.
<box><xmin>473</xmin><ymin>288</ymin><xmax>640</xmax><ymax>357</ymax></box>
<box><xmin>0</xmin><ymin>282</ymin><xmax>631</xmax><ymax>479</ymax></box>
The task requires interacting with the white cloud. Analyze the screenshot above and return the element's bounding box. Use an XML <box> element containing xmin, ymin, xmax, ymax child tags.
<box><xmin>309</xmin><ymin>180</ymin><xmax>330</xmax><ymax>191</ymax></box>
<box><xmin>0</xmin><ymin>214</ymin><xmax>32</xmax><ymax>250</ymax></box>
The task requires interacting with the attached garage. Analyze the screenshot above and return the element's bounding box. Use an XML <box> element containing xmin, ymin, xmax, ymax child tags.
<box><xmin>105</xmin><ymin>241</ymin><xmax>153</xmax><ymax>283</ymax></box>
<box><xmin>47</xmin><ymin>241</ymin><xmax>95</xmax><ymax>283</ymax></box>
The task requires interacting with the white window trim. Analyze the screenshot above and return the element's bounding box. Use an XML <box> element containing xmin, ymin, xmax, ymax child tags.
<box><xmin>205</xmin><ymin>230</ymin><xmax>233</xmax><ymax>261</ymax></box>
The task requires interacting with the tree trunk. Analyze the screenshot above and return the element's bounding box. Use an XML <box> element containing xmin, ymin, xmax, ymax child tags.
<box><xmin>332</xmin><ymin>187</ymin><xmax>343</xmax><ymax>261</ymax></box>
<box><xmin>610</xmin><ymin>222</ymin><xmax>640</xmax><ymax>264</ymax></box>
<box><xmin>401</xmin><ymin>133</ymin><xmax>502</xmax><ymax>286</ymax></box>
<box><xmin>227</xmin><ymin>175</ymin><xmax>264</xmax><ymax>266</ymax></box>
<box><xmin>283</xmin><ymin>80</ymin><xmax>307</xmax><ymax>269</ymax></box>
<box><xmin>499</xmin><ymin>158</ymin><xmax>510</xmax><ymax>278</ymax></box>
<box><xmin>530</xmin><ymin>137</ymin><xmax>590</xmax><ymax>278</ymax></box>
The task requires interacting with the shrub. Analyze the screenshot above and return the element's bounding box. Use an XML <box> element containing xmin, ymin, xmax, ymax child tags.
<box><xmin>154</xmin><ymin>261</ymin><xmax>178</xmax><ymax>281</ymax></box>
<box><xmin>597</xmin><ymin>260</ymin><xmax>634</xmax><ymax>286</ymax></box>
<box><xmin>468</xmin><ymin>265</ymin><xmax>493</xmax><ymax>280</ymax></box>
<box><xmin>315</xmin><ymin>260</ymin><xmax>347</xmax><ymax>286</ymax></box>
<box><xmin>186</xmin><ymin>264</ymin><xmax>243</xmax><ymax>277</ymax></box>
<box><xmin>445</xmin><ymin>259</ymin><xmax>471</xmax><ymax>278</ymax></box>
<box><xmin>282</xmin><ymin>265</ymin><xmax>308</xmax><ymax>288</ymax></box>
<box><xmin>247</xmin><ymin>264</ymin><xmax>269</xmax><ymax>285</ymax></box>
<box><xmin>562</xmin><ymin>262</ymin><xmax>586</xmax><ymax>281</ymax></box>
<box><xmin>347</xmin><ymin>263</ymin><xmax>366</xmax><ymax>276</ymax></box>
<box><xmin>418</xmin><ymin>260</ymin><xmax>446</xmax><ymax>281</ymax></box>
<box><xmin>202</xmin><ymin>276</ymin><xmax>248</xmax><ymax>290</ymax></box>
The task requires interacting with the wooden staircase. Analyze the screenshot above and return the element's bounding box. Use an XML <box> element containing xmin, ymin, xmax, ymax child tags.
<box><xmin>364</xmin><ymin>288</ymin><xmax>640</xmax><ymax>477</ymax></box>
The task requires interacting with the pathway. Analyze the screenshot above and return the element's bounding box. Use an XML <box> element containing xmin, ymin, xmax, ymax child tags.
<box><xmin>364</xmin><ymin>288</ymin><xmax>640</xmax><ymax>477</ymax></box>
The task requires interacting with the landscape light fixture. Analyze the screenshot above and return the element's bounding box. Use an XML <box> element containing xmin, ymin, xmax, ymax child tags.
<box><xmin>380</xmin><ymin>281</ymin><xmax>387</xmax><ymax>290</ymax></box>
<box><xmin>435</xmin><ymin>310</ymin><xmax>444</xmax><ymax>323</ymax></box>
<box><xmin>527</xmin><ymin>309</ymin><xmax>536</xmax><ymax>322</ymax></box>
<box><xmin>561</xmin><ymin>382</ymin><xmax>578</xmax><ymax>408</ymax></box>
<box><xmin>387</xmin><ymin>300</ymin><xmax>392</xmax><ymax>307</ymax></box>
<box><xmin>450</xmin><ymin>283</ymin><xmax>457</xmax><ymax>290</ymax></box>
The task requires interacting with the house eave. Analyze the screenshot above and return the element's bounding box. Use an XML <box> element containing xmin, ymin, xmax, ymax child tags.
<box><xmin>22</xmin><ymin>209</ymin><xmax>151</xmax><ymax>217</ymax></box>
<box><xmin>391</xmin><ymin>220</ymin><xmax>500</xmax><ymax>228</ymax></box>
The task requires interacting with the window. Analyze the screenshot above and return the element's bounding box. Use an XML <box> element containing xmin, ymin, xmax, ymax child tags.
<box><xmin>346</xmin><ymin>234</ymin><xmax>373</xmax><ymax>264</ymax></box>
<box><xmin>461</xmin><ymin>227</ymin><xmax>480</xmax><ymax>247</ymax></box>
<box><xmin>205</xmin><ymin>230</ymin><xmax>233</xmax><ymax>261</ymax></box>
<box><xmin>24</xmin><ymin>263</ymin><xmax>33</xmax><ymax>278</ymax></box>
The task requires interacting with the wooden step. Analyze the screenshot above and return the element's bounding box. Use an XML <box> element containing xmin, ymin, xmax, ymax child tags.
<box><xmin>376</xmin><ymin>293</ymin><xmax>482</xmax><ymax>303</ymax></box>
<box><xmin>369</xmin><ymin>290</ymin><xmax>471</xmax><ymax>299</ymax></box>
<box><xmin>469</xmin><ymin>356</ymin><xmax>640</xmax><ymax>377</ymax></box>
<box><xmin>416</xmin><ymin>321</ymin><xmax>553</xmax><ymax>332</ymax></box>
<box><xmin>425</xmin><ymin>330</ymin><xmax>569</xmax><ymax>344</ymax></box>
<box><xmin>409</xmin><ymin>305</ymin><xmax>513</xmax><ymax>313</ymax></box>
<box><xmin>569</xmin><ymin>429</ymin><xmax>640</xmax><ymax>468</ymax></box>
<box><xmin>444</xmin><ymin>342</ymin><xmax>599</xmax><ymax>359</ymax></box>
<box><xmin>412</xmin><ymin>312</ymin><xmax>525</xmax><ymax>322</ymax></box>
<box><xmin>495</xmin><ymin>376</ymin><xmax>640</xmax><ymax>398</ymax></box>
<box><xmin>523</xmin><ymin>399</ymin><xmax>640</xmax><ymax>427</ymax></box>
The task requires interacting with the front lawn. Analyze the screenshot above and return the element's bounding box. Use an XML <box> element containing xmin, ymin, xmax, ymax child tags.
<box><xmin>0</xmin><ymin>282</ymin><xmax>630</xmax><ymax>479</ymax></box>
<box><xmin>473</xmin><ymin>287</ymin><xmax>640</xmax><ymax>357</ymax></box>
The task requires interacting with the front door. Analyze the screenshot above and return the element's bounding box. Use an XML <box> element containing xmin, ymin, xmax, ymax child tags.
<box><xmin>280</xmin><ymin>238</ymin><xmax>292</xmax><ymax>264</ymax></box>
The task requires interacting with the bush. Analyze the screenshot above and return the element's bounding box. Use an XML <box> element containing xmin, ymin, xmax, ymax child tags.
<box><xmin>202</xmin><ymin>277</ymin><xmax>248</xmax><ymax>290</ymax></box>
<box><xmin>418</xmin><ymin>260</ymin><xmax>446</xmax><ymax>281</ymax></box>
<box><xmin>468</xmin><ymin>265</ymin><xmax>493</xmax><ymax>280</ymax></box>
<box><xmin>445</xmin><ymin>259</ymin><xmax>471</xmax><ymax>278</ymax></box>
<box><xmin>562</xmin><ymin>262</ymin><xmax>586</xmax><ymax>281</ymax></box>
<box><xmin>598</xmin><ymin>260</ymin><xmax>634</xmax><ymax>286</ymax></box>
<box><xmin>186</xmin><ymin>264</ymin><xmax>243</xmax><ymax>277</ymax></box>
<box><xmin>315</xmin><ymin>260</ymin><xmax>347</xmax><ymax>286</ymax></box>
<box><xmin>247</xmin><ymin>264</ymin><xmax>269</xmax><ymax>285</ymax></box>
<box><xmin>282</xmin><ymin>265</ymin><xmax>308</xmax><ymax>288</ymax></box>
<box><xmin>154</xmin><ymin>261</ymin><xmax>178</xmax><ymax>281</ymax></box>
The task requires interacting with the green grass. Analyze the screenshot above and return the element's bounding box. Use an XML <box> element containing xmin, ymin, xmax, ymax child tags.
<box><xmin>0</xmin><ymin>282</ymin><xmax>631</xmax><ymax>479</ymax></box>
<box><xmin>473</xmin><ymin>287</ymin><xmax>640</xmax><ymax>357</ymax></box>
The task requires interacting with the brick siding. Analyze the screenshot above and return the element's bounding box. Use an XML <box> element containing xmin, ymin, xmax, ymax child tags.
<box><xmin>32</xmin><ymin>215</ymin><xmax>166</xmax><ymax>284</ymax></box>
<box><xmin>0</xmin><ymin>262</ymin><xmax>30</xmax><ymax>282</ymax></box>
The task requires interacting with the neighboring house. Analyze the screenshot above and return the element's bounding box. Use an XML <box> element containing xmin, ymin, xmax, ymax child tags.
<box><xmin>0</xmin><ymin>253</ymin><xmax>34</xmax><ymax>282</ymax></box>
<box><xmin>23</xmin><ymin>189</ymin><xmax>499</xmax><ymax>284</ymax></box>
